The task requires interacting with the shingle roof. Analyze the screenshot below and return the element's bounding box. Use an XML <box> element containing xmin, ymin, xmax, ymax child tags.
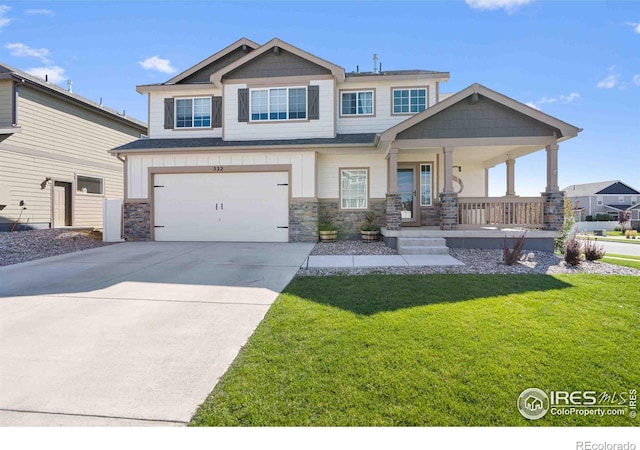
<box><xmin>595</xmin><ymin>181</ymin><xmax>640</xmax><ymax>195</ymax></box>
<box><xmin>563</xmin><ymin>180</ymin><xmax>619</xmax><ymax>197</ymax></box>
<box><xmin>604</xmin><ymin>204</ymin><xmax>634</xmax><ymax>211</ymax></box>
<box><xmin>0</xmin><ymin>62</ymin><xmax>147</xmax><ymax>130</ymax></box>
<box><xmin>112</xmin><ymin>133</ymin><xmax>378</xmax><ymax>152</ymax></box>
<box><xmin>345</xmin><ymin>70</ymin><xmax>448</xmax><ymax>78</ymax></box>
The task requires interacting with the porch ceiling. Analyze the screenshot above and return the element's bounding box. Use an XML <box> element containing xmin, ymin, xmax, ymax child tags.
<box><xmin>395</xmin><ymin>143</ymin><xmax>544</xmax><ymax>168</ymax></box>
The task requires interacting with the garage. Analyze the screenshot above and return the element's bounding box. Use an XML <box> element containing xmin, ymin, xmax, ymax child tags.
<box><xmin>153</xmin><ymin>171</ymin><xmax>289</xmax><ymax>242</ymax></box>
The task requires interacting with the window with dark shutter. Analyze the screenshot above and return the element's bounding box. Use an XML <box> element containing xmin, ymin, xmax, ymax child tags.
<box><xmin>211</xmin><ymin>96</ymin><xmax>222</xmax><ymax>128</ymax></box>
<box><xmin>164</xmin><ymin>98</ymin><xmax>174</xmax><ymax>129</ymax></box>
<box><xmin>238</xmin><ymin>88</ymin><xmax>249</xmax><ymax>122</ymax></box>
<box><xmin>308</xmin><ymin>85</ymin><xmax>319</xmax><ymax>120</ymax></box>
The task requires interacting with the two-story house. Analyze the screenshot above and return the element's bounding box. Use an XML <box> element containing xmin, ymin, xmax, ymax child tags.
<box><xmin>0</xmin><ymin>62</ymin><xmax>147</xmax><ymax>232</ymax></box>
<box><xmin>564</xmin><ymin>180</ymin><xmax>640</xmax><ymax>223</ymax></box>
<box><xmin>112</xmin><ymin>38</ymin><xmax>580</xmax><ymax>250</ymax></box>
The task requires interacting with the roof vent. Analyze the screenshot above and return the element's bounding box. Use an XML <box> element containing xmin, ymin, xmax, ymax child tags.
<box><xmin>373</xmin><ymin>54</ymin><xmax>379</xmax><ymax>74</ymax></box>
<box><xmin>67</xmin><ymin>80</ymin><xmax>73</xmax><ymax>93</ymax></box>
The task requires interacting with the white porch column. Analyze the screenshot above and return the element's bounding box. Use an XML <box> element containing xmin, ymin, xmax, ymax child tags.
<box><xmin>387</xmin><ymin>148</ymin><xmax>398</xmax><ymax>193</ymax></box>
<box><xmin>545</xmin><ymin>143</ymin><xmax>559</xmax><ymax>193</ymax></box>
<box><xmin>505</xmin><ymin>158</ymin><xmax>516</xmax><ymax>196</ymax></box>
<box><xmin>443</xmin><ymin>146</ymin><xmax>454</xmax><ymax>193</ymax></box>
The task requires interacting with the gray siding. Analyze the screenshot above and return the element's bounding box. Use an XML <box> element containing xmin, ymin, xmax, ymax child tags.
<box><xmin>0</xmin><ymin>80</ymin><xmax>13</xmax><ymax>127</ymax></box>
<box><xmin>180</xmin><ymin>47</ymin><xmax>251</xmax><ymax>84</ymax></box>
<box><xmin>397</xmin><ymin>94</ymin><xmax>558</xmax><ymax>140</ymax></box>
<box><xmin>0</xmin><ymin>84</ymin><xmax>142</xmax><ymax>229</ymax></box>
<box><xmin>224</xmin><ymin>49</ymin><xmax>331</xmax><ymax>80</ymax></box>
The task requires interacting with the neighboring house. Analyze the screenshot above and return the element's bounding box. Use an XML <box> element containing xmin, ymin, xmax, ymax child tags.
<box><xmin>112</xmin><ymin>37</ymin><xmax>580</xmax><ymax>247</ymax></box>
<box><xmin>564</xmin><ymin>180</ymin><xmax>640</xmax><ymax>222</ymax></box>
<box><xmin>0</xmin><ymin>63</ymin><xmax>147</xmax><ymax>231</ymax></box>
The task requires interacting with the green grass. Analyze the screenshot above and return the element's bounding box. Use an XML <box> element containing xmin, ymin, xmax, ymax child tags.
<box><xmin>579</xmin><ymin>236</ymin><xmax>640</xmax><ymax>245</ymax></box>
<box><xmin>191</xmin><ymin>274</ymin><xmax>640</xmax><ymax>427</ymax></box>
<box><xmin>602</xmin><ymin>257</ymin><xmax>640</xmax><ymax>270</ymax></box>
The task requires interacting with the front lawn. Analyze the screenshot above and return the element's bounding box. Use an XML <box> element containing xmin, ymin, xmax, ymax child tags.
<box><xmin>191</xmin><ymin>274</ymin><xmax>640</xmax><ymax>426</ymax></box>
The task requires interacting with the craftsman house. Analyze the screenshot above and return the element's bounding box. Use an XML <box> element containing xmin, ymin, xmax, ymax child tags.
<box><xmin>564</xmin><ymin>180</ymin><xmax>640</xmax><ymax>223</ymax></box>
<box><xmin>112</xmin><ymin>38</ymin><xmax>580</xmax><ymax>250</ymax></box>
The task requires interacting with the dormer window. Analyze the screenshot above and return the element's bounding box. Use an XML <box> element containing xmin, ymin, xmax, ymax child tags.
<box><xmin>250</xmin><ymin>87</ymin><xmax>307</xmax><ymax>121</ymax></box>
<box><xmin>175</xmin><ymin>97</ymin><xmax>211</xmax><ymax>128</ymax></box>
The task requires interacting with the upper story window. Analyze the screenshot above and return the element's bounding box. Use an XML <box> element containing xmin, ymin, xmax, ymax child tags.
<box><xmin>341</xmin><ymin>90</ymin><xmax>374</xmax><ymax>116</ymax></box>
<box><xmin>631</xmin><ymin>196</ymin><xmax>637</xmax><ymax>205</ymax></box>
<box><xmin>176</xmin><ymin>97</ymin><xmax>211</xmax><ymax>128</ymax></box>
<box><xmin>250</xmin><ymin>87</ymin><xmax>307</xmax><ymax>121</ymax></box>
<box><xmin>596</xmin><ymin>196</ymin><xmax>603</xmax><ymax>206</ymax></box>
<box><xmin>393</xmin><ymin>88</ymin><xmax>427</xmax><ymax>114</ymax></box>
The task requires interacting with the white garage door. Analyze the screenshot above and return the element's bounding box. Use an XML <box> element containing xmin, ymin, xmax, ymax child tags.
<box><xmin>153</xmin><ymin>171</ymin><xmax>289</xmax><ymax>242</ymax></box>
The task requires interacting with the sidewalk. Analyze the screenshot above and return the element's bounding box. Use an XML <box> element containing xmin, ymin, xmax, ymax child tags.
<box><xmin>302</xmin><ymin>254</ymin><xmax>464</xmax><ymax>268</ymax></box>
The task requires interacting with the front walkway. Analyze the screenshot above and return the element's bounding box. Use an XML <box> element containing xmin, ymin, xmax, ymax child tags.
<box><xmin>304</xmin><ymin>254</ymin><xmax>464</xmax><ymax>268</ymax></box>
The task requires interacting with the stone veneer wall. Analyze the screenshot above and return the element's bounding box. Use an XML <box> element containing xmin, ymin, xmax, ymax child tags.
<box><xmin>543</xmin><ymin>191</ymin><xmax>565</xmax><ymax>231</ymax></box>
<box><xmin>289</xmin><ymin>199</ymin><xmax>318</xmax><ymax>242</ymax></box>
<box><xmin>385</xmin><ymin>193</ymin><xmax>402</xmax><ymax>231</ymax></box>
<box><xmin>318</xmin><ymin>198</ymin><xmax>386</xmax><ymax>239</ymax></box>
<box><xmin>438</xmin><ymin>193</ymin><xmax>458</xmax><ymax>230</ymax></box>
<box><xmin>123</xmin><ymin>202</ymin><xmax>151</xmax><ymax>241</ymax></box>
<box><xmin>419</xmin><ymin>206</ymin><xmax>440</xmax><ymax>226</ymax></box>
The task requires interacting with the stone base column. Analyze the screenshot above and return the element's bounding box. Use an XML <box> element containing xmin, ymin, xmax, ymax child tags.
<box><xmin>289</xmin><ymin>199</ymin><xmax>318</xmax><ymax>242</ymax></box>
<box><xmin>385</xmin><ymin>193</ymin><xmax>402</xmax><ymax>231</ymax></box>
<box><xmin>439</xmin><ymin>192</ymin><xmax>458</xmax><ymax>230</ymax></box>
<box><xmin>542</xmin><ymin>190</ymin><xmax>565</xmax><ymax>231</ymax></box>
<box><xmin>123</xmin><ymin>201</ymin><xmax>151</xmax><ymax>241</ymax></box>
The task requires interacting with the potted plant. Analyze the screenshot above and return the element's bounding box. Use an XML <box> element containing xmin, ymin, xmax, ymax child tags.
<box><xmin>318</xmin><ymin>211</ymin><xmax>338</xmax><ymax>242</ymax></box>
<box><xmin>360</xmin><ymin>211</ymin><xmax>380</xmax><ymax>243</ymax></box>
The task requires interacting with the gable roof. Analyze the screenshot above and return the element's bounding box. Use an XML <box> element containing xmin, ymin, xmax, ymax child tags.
<box><xmin>165</xmin><ymin>37</ymin><xmax>259</xmax><ymax>84</ymax></box>
<box><xmin>380</xmin><ymin>83</ymin><xmax>581</xmax><ymax>143</ymax></box>
<box><xmin>596</xmin><ymin>181</ymin><xmax>640</xmax><ymax>195</ymax></box>
<box><xmin>563</xmin><ymin>180</ymin><xmax>640</xmax><ymax>197</ymax></box>
<box><xmin>209</xmin><ymin>38</ymin><xmax>346</xmax><ymax>86</ymax></box>
<box><xmin>0</xmin><ymin>62</ymin><xmax>146</xmax><ymax>131</ymax></box>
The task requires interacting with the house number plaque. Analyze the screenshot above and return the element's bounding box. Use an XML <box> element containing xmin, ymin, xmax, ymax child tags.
<box><xmin>212</xmin><ymin>166</ymin><xmax>224</xmax><ymax>172</ymax></box>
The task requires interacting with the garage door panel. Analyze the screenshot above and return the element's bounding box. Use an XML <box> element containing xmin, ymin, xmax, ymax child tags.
<box><xmin>153</xmin><ymin>172</ymin><xmax>289</xmax><ymax>242</ymax></box>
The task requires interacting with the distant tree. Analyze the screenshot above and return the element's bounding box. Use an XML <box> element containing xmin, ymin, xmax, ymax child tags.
<box><xmin>618</xmin><ymin>211</ymin><xmax>631</xmax><ymax>232</ymax></box>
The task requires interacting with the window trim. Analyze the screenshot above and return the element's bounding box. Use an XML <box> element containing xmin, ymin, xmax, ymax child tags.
<box><xmin>249</xmin><ymin>86</ymin><xmax>308</xmax><ymax>122</ymax></box>
<box><xmin>339</xmin><ymin>167</ymin><xmax>369</xmax><ymax>210</ymax></box>
<box><xmin>76</xmin><ymin>174</ymin><xmax>104</xmax><ymax>196</ymax></box>
<box><xmin>419</xmin><ymin>163</ymin><xmax>434</xmax><ymax>207</ymax></box>
<box><xmin>174</xmin><ymin>96</ymin><xmax>212</xmax><ymax>129</ymax></box>
<box><xmin>339</xmin><ymin>89</ymin><xmax>376</xmax><ymax>118</ymax></box>
<box><xmin>596</xmin><ymin>196</ymin><xmax>603</xmax><ymax>206</ymax></box>
<box><xmin>391</xmin><ymin>86</ymin><xmax>429</xmax><ymax>116</ymax></box>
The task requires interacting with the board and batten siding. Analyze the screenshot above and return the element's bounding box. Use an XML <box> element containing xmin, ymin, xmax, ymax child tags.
<box><xmin>223</xmin><ymin>79</ymin><xmax>334</xmax><ymax>141</ymax></box>
<box><xmin>126</xmin><ymin>151</ymin><xmax>316</xmax><ymax>199</ymax></box>
<box><xmin>0</xmin><ymin>80</ymin><xmax>13</xmax><ymax>127</ymax></box>
<box><xmin>317</xmin><ymin>153</ymin><xmax>387</xmax><ymax>200</ymax></box>
<box><xmin>0</xmin><ymin>84</ymin><xmax>142</xmax><ymax>228</ymax></box>
<box><xmin>148</xmin><ymin>89</ymin><xmax>223</xmax><ymax>139</ymax></box>
<box><xmin>336</xmin><ymin>79</ymin><xmax>440</xmax><ymax>135</ymax></box>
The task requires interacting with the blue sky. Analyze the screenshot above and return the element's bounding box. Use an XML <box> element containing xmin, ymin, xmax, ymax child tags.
<box><xmin>1</xmin><ymin>0</ymin><xmax>638</xmax><ymax>196</ymax></box>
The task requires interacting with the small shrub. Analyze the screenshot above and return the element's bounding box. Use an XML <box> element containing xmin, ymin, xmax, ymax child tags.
<box><xmin>614</xmin><ymin>226</ymin><xmax>622</xmax><ymax>232</ymax></box>
<box><xmin>563</xmin><ymin>233</ymin><xmax>582</xmax><ymax>266</ymax></box>
<box><xmin>585</xmin><ymin>215</ymin><xmax>593</xmax><ymax>222</ymax></box>
<box><xmin>583</xmin><ymin>239</ymin><xmax>606</xmax><ymax>261</ymax></box>
<box><xmin>554</xmin><ymin>197</ymin><xmax>577</xmax><ymax>253</ymax></box>
<box><xmin>360</xmin><ymin>211</ymin><xmax>379</xmax><ymax>232</ymax></box>
<box><xmin>625</xmin><ymin>230</ymin><xmax>638</xmax><ymax>239</ymax></box>
<box><xmin>318</xmin><ymin>211</ymin><xmax>337</xmax><ymax>232</ymax></box>
<box><xmin>503</xmin><ymin>233</ymin><xmax>527</xmax><ymax>266</ymax></box>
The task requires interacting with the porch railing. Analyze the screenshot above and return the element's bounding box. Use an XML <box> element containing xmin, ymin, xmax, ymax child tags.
<box><xmin>458</xmin><ymin>197</ymin><xmax>544</xmax><ymax>228</ymax></box>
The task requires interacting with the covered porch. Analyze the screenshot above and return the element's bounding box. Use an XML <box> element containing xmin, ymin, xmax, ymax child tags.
<box><xmin>378</xmin><ymin>83</ymin><xmax>581</xmax><ymax>246</ymax></box>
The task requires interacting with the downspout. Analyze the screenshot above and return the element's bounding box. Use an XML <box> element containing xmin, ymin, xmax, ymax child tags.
<box><xmin>12</xmin><ymin>80</ymin><xmax>21</xmax><ymax>126</ymax></box>
<box><xmin>115</xmin><ymin>152</ymin><xmax>126</xmax><ymax>240</ymax></box>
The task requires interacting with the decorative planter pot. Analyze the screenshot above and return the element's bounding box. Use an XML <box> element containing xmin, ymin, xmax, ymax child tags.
<box><xmin>318</xmin><ymin>230</ymin><xmax>338</xmax><ymax>243</ymax></box>
<box><xmin>360</xmin><ymin>230</ymin><xmax>380</xmax><ymax>243</ymax></box>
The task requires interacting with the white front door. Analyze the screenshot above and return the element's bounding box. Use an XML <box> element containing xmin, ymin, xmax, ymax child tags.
<box><xmin>153</xmin><ymin>171</ymin><xmax>289</xmax><ymax>242</ymax></box>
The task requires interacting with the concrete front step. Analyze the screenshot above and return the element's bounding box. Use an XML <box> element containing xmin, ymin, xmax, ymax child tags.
<box><xmin>397</xmin><ymin>237</ymin><xmax>450</xmax><ymax>255</ymax></box>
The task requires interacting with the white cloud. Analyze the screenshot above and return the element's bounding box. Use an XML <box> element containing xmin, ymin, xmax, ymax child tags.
<box><xmin>633</xmin><ymin>74</ymin><xmax>640</xmax><ymax>86</ymax></box>
<box><xmin>526</xmin><ymin>92</ymin><xmax>580</xmax><ymax>110</ymax></box>
<box><xmin>0</xmin><ymin>4</ymin><xmax>12</xmax><ymax>29</ymax></box>
<box><xmin>596</xmin><ymin>67</ymin><xmax>620</xmax><ymax>89</ymax></box>
<box><xmin>25</xmin><ymin>9</ymin><xmax>55</xmax><ymax>16</ymax></box>
<box><xmin>465</xmin><ymin>0</ymin><xmax>534</xmax><ymax>13</ymax></box>
<box><xmin>25</xmin><ymin>66</ymin><xmax>66</xmax><ymax>84</ymax></box>
<box><xmin>5</xmin><ymin>42</ymin><xmax>52</xmax><ymax>63</ymax></box>
<box><xmin>138</xmin><ymin>56</ymin><xmax>176</xmax><ymax>74</ymax></box>
<box><xmin>627</xmin><ymin>22</ymin><xmax>640</xmax><ymax>34</ymax></box>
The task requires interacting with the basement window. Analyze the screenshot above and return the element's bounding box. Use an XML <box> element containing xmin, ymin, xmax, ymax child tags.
<box><xmin>77</xmin><ymin>175</ymin><xmax>104</xmax><ymax>195</ymax></box>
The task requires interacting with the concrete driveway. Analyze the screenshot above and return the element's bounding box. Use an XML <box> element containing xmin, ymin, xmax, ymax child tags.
<box><xmin>0</xmin><ymin>241</ymin><xmax>313</xmax><ymax>426</ymax></box>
